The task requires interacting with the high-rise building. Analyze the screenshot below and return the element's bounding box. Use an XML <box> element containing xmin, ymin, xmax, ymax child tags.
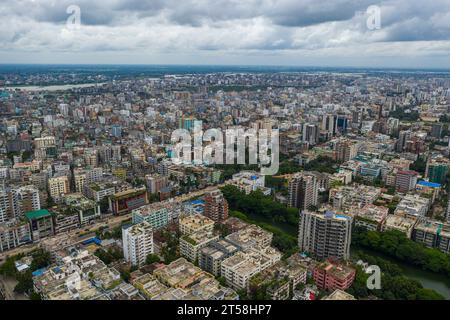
<box><xmin>288</xmin><ymin>173</ymin><xmax>318</xmax><ymax>210</ymax></box>
<box><xmin>322</xmin><ymin>114</ymin><xmax>336</xmax><ymax>135</ymax></box>
<box><xmin>302</xmin><ymin>123</ymin><xmax>319</xmax><ymax>146</ymax></box>
<box><xmin>122</xmin><ymin>221</ymin><xmax>154</xmax><ymax>267</ymax></box>
<box><xmin>204</xmin><ymin>189</ymin><xmax>229</xmax><ymax>223</ymax></box>
<box><xmin>426</xmin><ymin>161</ymin><xmax>449</xmax><ymax>185</ymax></box>
<box><xmin>0</xmin><ymin>185</ymin><xmax>40</xmax><ymax>223</ymax></box>
<box><xmin>395</xmin><ymin>170</ymin><xmax>418</xmax><ymax>193</ymax></box>
<box><xmin>396</xmin><ymin>130</ymin><xmax>411</xmax><ymax>152</ymax></box>
<box><xmin>298</xmin><ymin>210</ymin><xmax>352</xmax><ymax>260</ymax></box>
<box><xmin>334</xmin><ymin>139</ymin><xmax>358</xmax><ymax>163</ymax></box>
<box><xmin>431</xmin><ymin>123</ymin><xmax>443</xmax><ymax>139</ymax></box>
<box><xmin>0</xmin><ymin>186</ymin><xmax>20</xmax><ymax>223</ymax></box>
<box><xmin>48</xmin><ymin>175</ymin><xmax>70</xmax><ymax>200</ymax></box>
<box><xmin>16</xmin><ymin>186</ymin><xmax>40</xmax><ymax>213</ymax></box>
<box><xmin>145</xmin><ymin>174</ymin><xmax>168</xmax><ymax>194</ymax></box>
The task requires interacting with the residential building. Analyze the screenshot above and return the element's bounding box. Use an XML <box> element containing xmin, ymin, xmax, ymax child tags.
<box><xmin>313</xmin><ymin>260</ymin><xmax>356</xmax><ymax>291</ymax></box>
<box><xmin>132</xmin><ymin>203</ymin><xmax>169</xmax><ymax>230</ymax></box>
<box><xmin>180</xmin><ymin>230</ymin><xmax>219</xmax><ymax>262</ymax></box>
<box><xmin>204</xmin><ymin>189</ymin><xmax>229</xmax><ymax>223</ymax></box>
<box><xmin>48</xmin><ymin>175</ymin><xmax>70</xmax><ymax>200</ymax></box>
<box><xmin>122</xmin><ymin>222</ymin><xmax>154</xmax><ymax>267</ymax></box>
<box><xmin>198</xmin><ymin>239</ymin><xmax>239</xmax><ymax>277</ymax></box>
<box><xmin>298</xmin><ymin>210</ymin><xmax>352</xmax><ymax>260</ymax></box>
<box><xmin>179</xmin><ymin>214</ymin><xmax>215</xmax><ymax>236</ymax></box>
<box><xmin>395</xmin><ymin>170</ymin><xmax>418</xmax><ymax>193</ymax></box>
<box><xmin>288</xmin><ymin>172</ymin><xmax>319</xmax><ymax>210</ymax></box>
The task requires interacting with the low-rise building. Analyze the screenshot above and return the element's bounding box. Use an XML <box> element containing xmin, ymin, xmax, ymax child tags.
<box><xmin>33</xmin><ymin>250</ymin><xmax>122</xmax><ymax>300</ymax></box>
<box><xmin>354</xmin><ymin>204</ymin><xmax>389</xmax><ymax>231</ymax></box>
<box><xmin>180</xmin><ymin>230</ymin><xmax>219</xmax><ymax>262</ymax></box>
<box><xmin>382</xmin><ymin>212</ymin><xmax>418</xmax><ymax>238</ymax></box>
<box><xmin>225</xmin><ymin>225</ymin><xmax>273</xmax><ymax>251</ymax></box>
<box><xmin>199</xmin><ymin>239</ymin><xmax>239</xmax><ymax>277</ymax></box>
<box><xmin>179</xmin><ymin>214</ymin><xmax>215</xmax><ymax>236</ymax></box>
<box><xmin>313</xmin><ymin>260</ymin><xmax>356</xmax><ymax>291</ymax></box>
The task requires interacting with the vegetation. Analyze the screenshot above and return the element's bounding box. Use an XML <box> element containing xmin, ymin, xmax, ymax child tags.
<box><xmin>145</xmin><ymin>254</ymin><xmax>162</xmax><ymax>265</ymax></box>
<box><xmin>0</xmin><ymin>249</ymin><xmax>51</xmax><ymax>296</ymax></box>
<box><xmin>221</xmin><ymin>185</ymin><xmax>298</xmax><ymax>227</ymax></box>
<box><xmin>410</xmin><ymin>156</ymin><xmax>427</xmax><ymax>175</ymax></box>
<box><xmin>304</xmin><ymin>155</ymin><xmax>339</xmax><ymax>174</ymax></box>
<box><xmin>352</xmin><ymin>227</ymin><xmax>450</xmax><ymax>276</ymax></box>
<box><xmin>349</xmin><ymin>251</ymin><xmax>444</xmax><ymax>300</ymax></box>
<box><xmin>94</xmin><ymin>247</ymin><xmax>123</xmax><ymax>265</ymax></box>
<box><xmin>389</xmin><ymin>107</ymin><xmax>420</xmax><ymax>122</ymax></box>
<box><xmin>158</xmin><ymin>229</ymin><xmax>180</xmax><ymax>264</ymax></box>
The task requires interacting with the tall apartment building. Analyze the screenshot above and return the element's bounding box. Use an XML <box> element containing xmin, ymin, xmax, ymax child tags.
<box><xmin>145</xmin><ymin>174</ymin><xmax>168</xmax><ymax>194</ymax></box>
<box><xmin>298</xmin><ymin>210</ymin><xmax>352</xmax><ymax>260</ymax></box>
<box><xmin>395</xmin><ymin>170</ymin><xmax>418</xmax><ymax>193</ymax></box>
<box><xmin>426</xmin><ymin>160</ymin><xmax>449</xmax><ymax>185</ymax></box>
<box><xmin>48</xmin><ymin>175</ymin><xmax>70</xmax><ymax>200</ymax></box>
<box><xmin>0</xmin><ymin>185</ymin><xmax>41</xmax><ymax>223</ymax></box>
<box><xmin>204</xmin><ymin>189</ymin><xmax>229</xmax><ymax>223</ymax></box>
<box><xmin>74</xmin><ymin>167</ymin><xmax>103</xmax><ymax>193</ymax></box>
<box><xmin>122</xmin><ymin>222</ymin><xmax>154</xmax><ymax>267</ymax></box>
<box><xmin>0</xmin><ymin>221</ymin><xmax>32</xmax><ymax>252</ymax></box>
<box><xmin>132</xmin><ymin>203</ymin><xmax>169</xmax><ymax>230</ymax></box>
<box><xmin>334</xmin><ymin>139</ymin><xmax>358</xmax><ymax>163</ymax></box>
<box><xmin>288</xmin><ymin>172</ymin><xmax>318</xmax><ymax>210</ymax></box>
<box><xmin>302</xmin><ymin>123</ymin><xmax>319</xmax><ymax>146</ymax></box>
<box><xmin>396</xmin><ymin>130</ymin><xmax>411</xmax><ymax>152</ymax></box>
<box><xmin>0</xmin><ymin>186</ymin><xmax>19</xmax><ymax>223</ymax></box>
<box><xmin>34</xmin><ymin>136</ymin><xmax>56</xmax><ymax>149</ymax></box>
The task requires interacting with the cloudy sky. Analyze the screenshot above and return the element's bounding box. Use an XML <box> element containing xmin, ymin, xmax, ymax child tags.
<box><xmin>1</xmin><ymin>0</ymin><xmax>450</xmax><ymax>68</ymax></box>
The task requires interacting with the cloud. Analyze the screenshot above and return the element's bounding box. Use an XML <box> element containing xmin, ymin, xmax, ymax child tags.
<box><xmin>0</xmin><ymin>0</ymin><xmax>449</xmax><ymax>67</ymax></box>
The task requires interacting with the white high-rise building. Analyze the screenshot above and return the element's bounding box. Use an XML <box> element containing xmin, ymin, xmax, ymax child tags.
<box><xmin>298</xmin><ymin>210</ymin><xmax>352</xmax><ymax>260</ymax></box>
<box><xmin>122</xmin><ymin>222</ymin><xmax>154</xmax><ymax>267</ymax></box>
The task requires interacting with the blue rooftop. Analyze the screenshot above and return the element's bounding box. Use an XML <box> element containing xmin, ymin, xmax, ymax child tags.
<box><xmin>417</xmin><ymin>181</ymin><xmax>441</xmax><ymax>188</ymax></box>
<box><xmin>32</xmin><ymin>268</ymin><xmax>46</xmax><ymax>277</ymax></box>
<box><xmin>191</xmin><ymin>199</ymin><xmax>205</xmax><ymax>205</ymax></box>
<box><xmin>335</xmin><ymin>214</ymin><xmax>351</xmax><ymax>220</ymax></box>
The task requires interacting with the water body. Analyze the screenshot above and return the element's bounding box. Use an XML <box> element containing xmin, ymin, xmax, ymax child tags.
<box><xmin>354</xmin><ymin>248</ymin><xmax>450</xmax><ymax>299</ymax></box>
<box><xmin>400</xmin><ymin>262</ymin><xmax>450</xmax><ymax>299</ymax></box>
<box><xmin>4</xmin><ymin>83</ymin><xmax>107</xmax><ymax>92</ymax></box>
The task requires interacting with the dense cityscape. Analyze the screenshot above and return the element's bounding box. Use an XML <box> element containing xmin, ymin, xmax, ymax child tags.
<box><xmin>0</xmin><ymin>66</ymin><xmax>449</xmax><ymax>302</ymax></box>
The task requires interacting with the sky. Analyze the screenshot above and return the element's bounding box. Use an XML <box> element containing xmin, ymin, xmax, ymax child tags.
<box><xmin>1</xmin><ymin>0</ymin><xmax>450</xmax><ymax>68</ymax></box>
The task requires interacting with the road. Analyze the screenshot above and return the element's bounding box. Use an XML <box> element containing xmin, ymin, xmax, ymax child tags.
<box><xmin>0</xmin><ymin>275</ymin><xmax>27</xmax><ymax>300</ymax></box>
<box><xmin>0</xmin><ymin>182</ymin><xmax>230</xmax><ymax>263</ymax></box>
